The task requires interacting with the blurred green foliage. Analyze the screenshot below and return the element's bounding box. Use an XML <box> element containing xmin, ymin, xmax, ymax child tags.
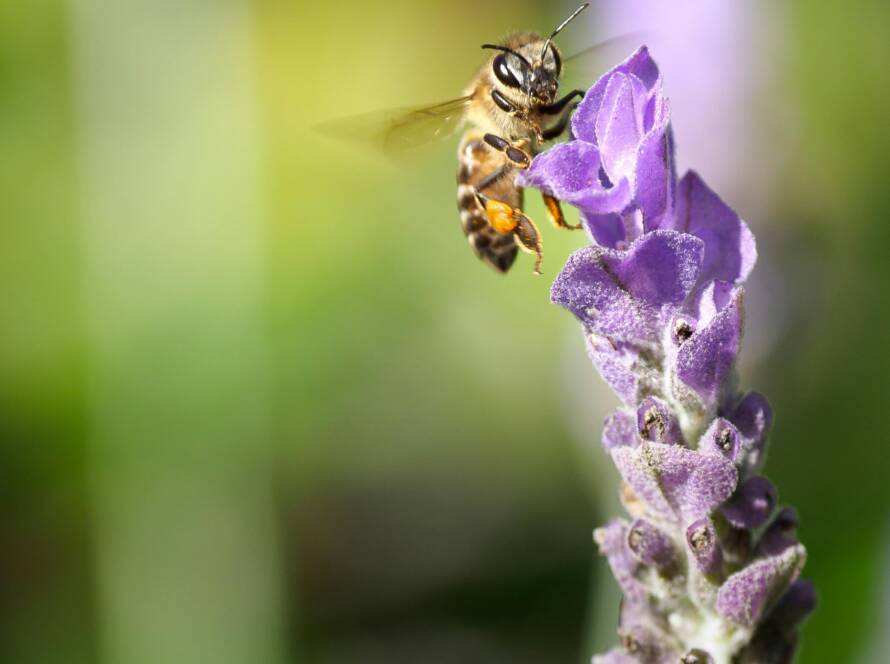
<box><xmin>0</xmin><ymin>0</ymin><xmax>888</xmax><ymax>662</ymax></box>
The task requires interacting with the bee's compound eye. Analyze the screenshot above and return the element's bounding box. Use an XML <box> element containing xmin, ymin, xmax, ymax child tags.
<box><xmin>493</xmin><ymin>53</ymin><xmax>521</xmax><ymax>88</ymax></box>
<box><xmin>549</xmin><ymin>43</ymin><xmax>561</xmax><ymax>75</ymax></box>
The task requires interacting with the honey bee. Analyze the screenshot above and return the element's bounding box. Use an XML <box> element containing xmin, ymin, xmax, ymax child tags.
<box><xmin>323</xmin><ymin>3</ymin><xmax>614</xmax><ymax>274</ymax></box>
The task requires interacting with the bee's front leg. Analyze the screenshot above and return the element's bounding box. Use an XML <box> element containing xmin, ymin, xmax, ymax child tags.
<box><xmin>483</xmin><ymin>133</ymin><xmax>532</xmax><ymax>170</ymax></box>
<box><xmin>539</xmin><ymin>89</ymin><xmax>584</xmax><ymax>141</ymax></box>
<box><xmin>541</xmin><ymin>108</ymin><xmax>577</xmax><ymax>141</ymax></box>
<box><xmin>540</xmin><ymin>89</ymin><xmax>584</xmax><ymax>116</ymax></box>
<box><xmin>475</xmin><ymin>191</ymin><xmax>543</xmax><ymax>275</ymax></box>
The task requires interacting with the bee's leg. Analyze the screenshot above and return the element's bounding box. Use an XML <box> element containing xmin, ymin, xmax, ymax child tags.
<box><xmin>539</xmin><ymin>89</ymin><xmax>584</xmax><ymax>116</ymax></box>
<box><xmin>475</xmin><ymin>164</ymin><xmax>513</xmax><ymax>194</ymax></box>
<box><xmin>542</xmin><ymin>193</ymin><xmax>582</xmax><ymax>230</ymax></box>
<box><xmin>540</xmin><ymin>89</ymin><xmax>584</xmax><ymax>141</ymax></box>
<box><xmin>475</xmin><ymin>192</ymin><xmax>544</xmax><ymax>275</ymax></box>
<box><xmin>541</xmin><ymin>108</ymin><xmax>576</xmax><ymax>141</ymax></box>
<box><xmin>483</xmin><ymin>134</ymin><xmax>532</xmax><ymax>170</ymax></box>
<box><xmin>512</xmin><ymin>210</ymin><xmax>544</xmax><ymax>274</ymax></box>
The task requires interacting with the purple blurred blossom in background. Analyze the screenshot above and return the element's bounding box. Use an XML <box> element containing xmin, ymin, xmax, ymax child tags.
<box><xmin>520</xmin><ymin>47</ymin><xmax>814</xmax><ymax>663</ymax></box>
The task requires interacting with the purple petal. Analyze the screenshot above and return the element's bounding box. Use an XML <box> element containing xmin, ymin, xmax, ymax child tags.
<box><xmin>587</xmin><ymin>336</ymin><xmax>661</xmax><ymax>406</ymax></box>
<box><xmin>552</xmin><ymin>231</ymin><xmax>704</xmax><ymax>343</ymax></box>
<box><xmin>606</xmin><ymin>230</ymin><xmax>702</xmax><ymax>310</ymax></box>
<box><xmin>721</xmin><ymin>476</ymin><xmax>777</xmax><ymax>529</ymax></box>
<box><xmin>635</xmin><ymin>103</ymin><xmax>674</xmax><ymax>230</ymax></box>
<box><xmin>674</xmin><ymin>171</ymin><xmax>757</xmax><ymax>287</ymax></box>
<box><xmin>573</xmin><ymin>46</ymin><xmax>662</xmax><ymax>144</ymax></box>
<box><xmin>521</xmin><ymin>48</ymin><xmax>674</xmax><ymax>235</ymax></box>
<box><xmin>686</xmin><ymin>517</ymin><xmax>723</xmax><ymax>576</ymax></box>
<box><xmin>603</xmin><ymin>409</ymin><xmax>639</xmax><ymax>449</ymax></box>
<box><xmin>690</xmin><ymin>279</ymin><xmax>736</xmax><ymax>326</ymax></box>
<box><xmin>628</xmin><ymin>518</ymin><xmax>676</xmax><ymax>569</ymax></box>
<box><xmin>573</xmin><ymin>176</ymin><xmax>635</xmax><ymax>216</ymax></box>
<box><xmin>568</xmin><ymin>47</ymin><xmax>673</xmax><ymax>232</ymax></box>
<box><xmin>716</xmin><ymin>544</ymin><xmax>807</xmax><ymax>627</ymax></box>
<box><xmin>518</xmin><ymin>141</ymin><xmax>601</xmax><ymax>198</ymax></box>
<box><xmin>674</xmin><ymin>288</ymin><xmax>744</xmax><ymax>406</ymax></box>
<box><xmin>553</xmin><ymin>246</ymin><xmax>648</xmax><ymax>340</ymax></box>
<box><xmin>517</xmin><ymin>141</ymin><xmax>633</xmax><ymax>216</ymax></box>
<box><xmin>596</xmin><ymin>72</ymin><xmax>648</xmax><ymax>182</ymax></box>
<box><xmin>636</xmin><ymin>396</ymin><xmax>683</xmax><ymax>445</ymax></box>
<box><xmin>581</xmin><ymin>211</ymin><xmax>627</xmax><ymax>248</ymax></box>
<box><xmin>651</xmin><ymin>445</ymin><xmax>739</xmax><ymax>523</ymax></box>
<box><xmin>623</xmin><ymin>46</ymin><xmax>661</xmax><ymax>91</ymax></box>
<box><xmin>612</xmin><ymin>443</ymin><xmax>738</xmax><ymax>524</ymax></box>
<box><xmin>611</xmin><ymin>445</ymin><xmax>677</xmax><ymax>522</ymax></box>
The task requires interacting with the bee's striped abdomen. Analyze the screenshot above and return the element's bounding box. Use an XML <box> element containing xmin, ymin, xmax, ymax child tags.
<box><xmin>456</xmin><ymin>132</ymin><xmax>522</xmax><ymax>273</ymax></box>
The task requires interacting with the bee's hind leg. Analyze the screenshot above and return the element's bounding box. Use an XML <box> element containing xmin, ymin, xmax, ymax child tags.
<box><xmin>542</xmin><ymin>193</ymin><xmax>582</xmax><ymax>230</ymax></box>
<box><xmin>483</xmin><ymin>134</ymin><xmax>532</xmax><ymax>170</ymax></box>
<box><xmin>475</xmin><ymin>191</ymin><xmax>543</xmax><ymax>275</ymax></box>
<box><xmin>512</xmin><ymin>211</ymin><xmax>544</xmax><ymax>274</ymax></box>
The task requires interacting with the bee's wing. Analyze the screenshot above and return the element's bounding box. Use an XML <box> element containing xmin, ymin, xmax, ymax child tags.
<box><xmin>561</xmin><ymin>32</ymin><xmax>651</xmax><ymax>87</ymax></box>
<box><xmin>316</xmin><ymin>95</ymin><xmax>474</xmax><ymax>160</ymax></box>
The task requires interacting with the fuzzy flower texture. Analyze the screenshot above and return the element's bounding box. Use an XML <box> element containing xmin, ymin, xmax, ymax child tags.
<box><xmin>517</xmin><ymin>48</ymin><xmax>815</xmax><ymax>663</ymax></box>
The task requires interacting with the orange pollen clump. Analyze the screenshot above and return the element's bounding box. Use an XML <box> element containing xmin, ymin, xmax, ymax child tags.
<box><xmin>485</xmin><ymin>200</ymin><xmax>517</xmax><ymax>234</ymax></box>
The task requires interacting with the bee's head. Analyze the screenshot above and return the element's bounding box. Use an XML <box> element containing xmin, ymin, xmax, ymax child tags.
<box><xmin>525</xmin><ymin>52</ymin><xmax>560</xmax><ymax>105</ymax></box>
<box><xmin>528</xmin><ymin>3</ymin><xmax>589</xmax><ymax>103</ymax></box>
<box><xmin>482</xmin><ymin>4</ymin><xmax>588</xmax><ymax>108</ymax></box>
<box><xmin>482</xmin><ymin>43</ymin><xmax>560</xmax><ymax>107</ymax></box>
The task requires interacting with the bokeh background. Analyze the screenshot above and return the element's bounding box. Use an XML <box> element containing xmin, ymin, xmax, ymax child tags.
<box><xmin>2</xmin><ymin>0</ymin><xmax>889</xmax><ymax>662</ymax></box>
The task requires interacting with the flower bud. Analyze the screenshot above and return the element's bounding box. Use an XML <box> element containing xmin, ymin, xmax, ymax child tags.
<box><xmin>731</xmin><ymin>391</ymin><xmax>773</xmax><ymax>470</ymax></box>
<box><xmin>686</xmin><ymin>517</ymin><xmax>723</xmax><ymax>576</ymax></box>
<box><xmin>636</xmin><ymin>396</ymin><xmax>683</xmax><ymax>444</ymax></box>
<box><xmin>602</xmin><ymin>409</ymin><xmax>638</xmax><ymax>449</ymax></box>
<box><xmin>756</xmin><ymin>507</ymin><xmax>799</xmax><ymax>557</ymax></box>
<box><xmin>716</xmin><ymin>544</ymin><xmax>807</xmax><ymax>627</ymax></box>
<box><xmin>697</xmin><ymin>417</ymin><xmax>741</xmax><ymax>461</ymax></box>
<box><xmin>682</xmin><ymin>648</ymin><xmax>714</xmax><ymax>664</ymax></box>
<box><xmin>721</xmin><ymin>476</ymin><xmax>777</xmax><ymax>529</ymax></box>
<box><xmin>594</xmin><ymin>519</ymin><xmax>644</xmax><ymax>604</ymax></box>
<box><xmin>627</xmin><ymin>518</ymin><xmax>677</xmax><ymax>571</ymax></box>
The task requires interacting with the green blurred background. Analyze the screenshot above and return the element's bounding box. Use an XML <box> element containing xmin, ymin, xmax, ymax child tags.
<box><xmin>1</xmin><ymin>0</ymin><xmax>888</xmax><ymax>662</ymax></box>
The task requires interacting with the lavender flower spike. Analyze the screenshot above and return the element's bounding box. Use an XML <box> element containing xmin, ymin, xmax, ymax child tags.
<box><xmin>527</xmin><ymin>48</ymin><xmax>814</xmax><ymax>663</ymax></box>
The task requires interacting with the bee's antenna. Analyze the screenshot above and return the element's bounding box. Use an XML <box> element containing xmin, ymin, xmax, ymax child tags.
<box><xmin>481</xmin><ymin>44</ymin><xmax>532</xmax><ymax>69</ymax></box>
<box><xmin>540</xmin><ymin>2</ymin><xmax>590</xmax><ymax>62</ymax></box>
